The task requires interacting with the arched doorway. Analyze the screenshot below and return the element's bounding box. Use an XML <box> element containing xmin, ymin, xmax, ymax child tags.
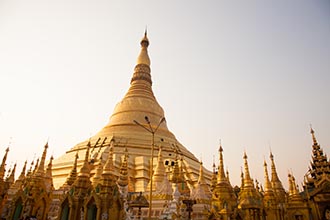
<box><xmin>60</xmin><ymin>198</ymin><xmax>70</xmax><ymax>220</ymax></box>
<box><xmin>12</xmin><ymin>198</ymin><xmax>23</xmax><ymax>220</ymax></box>
<box><xmin>86</xmin><ymin>198</ymin><xmax>97</xmax><ymax>220</ymax></box>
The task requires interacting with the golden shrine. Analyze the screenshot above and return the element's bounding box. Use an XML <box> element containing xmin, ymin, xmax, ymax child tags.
<box><xmin>0</xmin><ymin>33</ymin><xmax>329</xmax><ymax>220</ymax></box>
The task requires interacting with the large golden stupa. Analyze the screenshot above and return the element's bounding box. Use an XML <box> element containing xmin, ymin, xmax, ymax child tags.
<box><xmin>52</xmin><ymin>32</ymin><xmax>209</xmax><ymax>190</ymax></box>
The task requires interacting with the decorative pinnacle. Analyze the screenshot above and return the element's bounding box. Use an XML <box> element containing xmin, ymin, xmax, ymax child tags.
<box><xmin>310</xmin><ymin>125</ymin><xmax>318</xmax><ymax>145</ymax></box>
<box><xmin>141</xmin><ymin>30</ymin><xmax>149</xmax><ymax>48</ymax></box>
<box><xmin>218</xmin><ymin>143</ymin><xmax>226</xmax><ymax>182</ymax></box>
<box><xmin>36</xmin><ymin>142</ymin><xmax>48</xmax><ymax>176</ymax></box>
<box><xmin>136</xmin><ymin>31</ymin><xmax>150</xmax><ymax>66</ymax></box>
<box><xmin>78</xmin><ymin>141</ymin><xmax>91</xmax><ymax>177</ymax></box>
<box><xmin>0</xmin><ymin>147</ymin><xmax>9</xmax><ymax>179</ymax></box>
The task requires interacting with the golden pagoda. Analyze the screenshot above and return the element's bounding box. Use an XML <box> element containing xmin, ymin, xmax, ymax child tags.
<box><xmin>210</xmin><ymin>145</ymin><xmax>237</xmax><ymax>220</ymax></box>
<box><xmin>237</xmin><ymin>152</ymin><xmax>263</xmax><ymax>220</ymax></box>
<box><xmin>51</xmin><ymin>32</ymin><xmax>208</xmax><ymax>193</ymax></box>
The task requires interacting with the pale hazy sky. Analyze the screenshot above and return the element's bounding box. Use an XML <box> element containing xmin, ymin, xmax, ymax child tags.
<box><xmin>0</xmin><ymin>0</ymin><xmax>329</xmax><ymax>189</ymax></box>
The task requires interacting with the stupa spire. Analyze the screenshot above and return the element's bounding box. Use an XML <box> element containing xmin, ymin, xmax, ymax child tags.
<box><xmin>78</xmin><ymin>141</ymin><xmax>91</xmax><ymax>178</ymax></box>
<box><xmin>243</xmin><ymin>152</ymin><xmax>254</xmax><ymax>188</ymax></box>
<box><xmin>33</xmin><ymin>158</ymin><xmax>39</xmax><ymax>175</ymax></box>
<box><xmin>263</xmin><ymin>160</ymin><xmax>273</xmax><ymax>193</ymax></box>
<box><xmin>64</xmin><ymin>151</ymin><xmax>79</xmax><ymax>186</ymax></box>
<box><xmin>137</xmin><ymin>30</ymin><xmax>150</xmax><ymax>66</ymax></box>
<box><xmin>270</xmin><ymin>151</ymin><xmax>286</xmax><ymax>203</ymax></box>
<box><xmin>36</xmin><ymin>142</ymin><xmax>48</xmax><ymax>177</ymax></box>
<box><xmin>310</xmin><ymin>126</ymin><xmax>318</xmax><ymax>146</ymax></box>
<box><xmin>218</xmin><ymin>144</ymin><xmax>226</xmax><ymax>183</ymax></box>
<box><xmin>211</xmin><ymin>156</ymin><xmax>217</xmax><ymax>190</ymax></box>
<box><xmin>11</xmin><ymin>160</ymin><xmax>27</xmax><ymax>190</ymax></box>
<box><xmin>102</xmin><ymin>139</ymin><xmax>116</xmax><ymax>182</ymax></box>
<box><xmin>26</xmin><ymin>160</ymin><xmax>34</xmax><ymax>177</ymax></box>
<box><xmin>130</xmin><ymin>31</ymin><xmax>152</xmax><ymax>86</ymax></box>
<box><xmin>0</xmin><ymin>147</ymin><xmax>9</xmax><ymax>179</ymax></box>
<box><xmin>150</xmin><ymin>146</ymin><xmax>166</xmax><ymax>191</ymax></box>
<box><xmin>192</xmin><ymin>160</ymin><xmax>211</xmax><ymax>200</ymax></box>
<box><xmin>45</xmin><ymin>155</ymin><xmax>54</xmax><ymax>191</ymax></box>
<box><xmin>240</xmin><ymin>167</ymin><xmax>244</xmax><ymax>188</ymax></box>
<box><xmin>18</xmin><ymin>160</ymin><xmax>27</xmax><ymax>181</ymax></box>
<box><xmin>6</xmin><ymin>163</ymin><xmax>16</xmax><ymax>184</ymax></box>
<box><xmin>238</xmin><ymin>152</ymin><xmax>262</xmax><ymax>213</ymax></box>
<box><xmin>197</xmin><ymin>160</ymin><xmax>206</xmax><ymax>184</ymax></box>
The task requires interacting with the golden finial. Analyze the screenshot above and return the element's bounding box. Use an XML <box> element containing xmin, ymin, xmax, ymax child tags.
<box><xmin>310</xmin><ymin>124</ymin><xmax>318</xmax><ymax>145</ymax></box>
<box><xmin>218</xmin><ymin>139</ymin><xmax>223</xmax><ymax>152</ymax></box>
<box><xmin>141</xmin><ymin>29</ymin><xmax>149</xmax><ymax>48</ymax></box>
<box><xmin>136</xmin><ymin>31</ymin><xmax>150</xmax><ymax>66</ymax></box>
<box><xmin>243</xmin><ymin>151</ymin><xmax>247</xmax><ymax>160</ymax></box>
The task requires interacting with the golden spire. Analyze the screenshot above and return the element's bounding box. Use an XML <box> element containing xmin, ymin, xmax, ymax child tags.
<box><xmin>101</xmin><ymin>139</ymin><xmax>115</xmax><ymax>182</ymax></box>
<box><xmin>288</xmin><ymin>172</ymin><xmax>305</xmax><ymax>205</ymax></box>
<box><xmin>91</xmin><ymin>138</ymin><xmax>106</xmax><ymax>187</ymax></box>
<box><xmin>288</xmin><ymin>173</ymin><xmax>294</xmax><ymax>196</ymax></box>
<box><xmin>36</xmin><ymin>142</ymin><xmax>48</xmax><ymax>177</ymax></box>
<box><xmin>45</xmin><ymin>155</ymin><xmax>54</xmax><ymax>191</ymax></box>
<box><xmin>263</xmin><ymin>160</ymin><xmax>273</xmax><ymax>193</ymax></box>
<box><xmin>129</xmin><ymin>31</ymin><xmax>152</xmax><ymax>86</ymax></box>
<box><xmin>26</xmin><ymin>160</ymin><xmax>34</xmax><ymax>177</ymax></box>
<box><xmin>6</xmin><ymin>163</ymin><xmax>16</xmax><ymax>184</ymax></box>
<box><xmin>243</xmin><ymin>151</ymin><xmax>254</xmax><ymax>188</ymax></box>
<box><xmin>197</xmin><ymin>160</ymin><xmax>206</xmax><ymax>184</ymax></box>
<box><xmin>18</xmin><ymin>160</ymin><xmax>27</xmax><ymax>181</ymax></box>
<box><xmin>136</xmin><ymin>30</ymin><xmax>150</xmax><ymax>66</ymax></box>
<box><xmin>149</xmin><ymin>146</ymin><xmax>166</xmax><ymax>190</ymax></box>
<box><xmin>240</xmin><ymin>167</ymin><xmax>244</xmax><ymax>189</ymax></box>
<box><xmin>310</xmin><ymin>126</ymin><xmax>318</xmax><ymax>146</ymax></box>
<box><xmin>292</xmin><ymin>174</ymin><xmax>299</xmax><ymax>195</ymax></box>
<box><xmin>65</xmin><ymin>151</ymin><xmax>79</xmax><ymax>186</ymax></box>
<box><xmin>193</xmin><ymin>160</ymin><xmax>211</xmax><ymax>200</ymax></box>
<box><xmin>92</xmin><ymin>160</ymin><xmax>103</xmax><ymax>187</ymax></box>
<box><xmin>33</xmin><ymin>158</ymin><xmax>39</xmax><ymax>175</ymax></box>
<box><xmin>78</xmin><ymin>141</ymin><xmax>91</xmax><ymax>178</ymax></box>
<box><xmin>211</xmin><ymin>156</ymin><xmax>217</xmax><ymax>190</ymax></box>
<box><xmin>0</xmin><ymin>147</ymin><xmax>9</xmax><ymax>179</ymax></box>
<box><xmin>269</xmin><ymin>151</ymin><xmax>279</xmax><ymax>181</ymax></box>
<box><xmin>218</xmin><ymin>144</ymin><xmax>226</xmax><ymax>183</ymax></box>
<box><xmin>238</xmin><ymin>152</ymin><xmax>262</xmax><ymax>211</ymax></box>
<box><xmin>12</xmin><ymin>160</ymin><xmax>27</xmax><ymax>190</ymax></box>
<box><xmin>46</xmin><ymin>155</ymin><xmax>53</xmax><ymax>177</ymax></box>
<box><xmin>270</xmin><ymin>151</ymin><xmax>286</xmax><ymax>203</ymax></box>
<box><xmin>290</xmin><ymin>172</ymin><xmax>301</xmax><ymax>196</ymax></box>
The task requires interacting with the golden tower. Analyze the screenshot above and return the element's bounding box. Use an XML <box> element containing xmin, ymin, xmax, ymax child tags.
<box><xmin>52</xmin><ymin>32</ymin><xmax>209</xmax><ymax>191</ymax></box>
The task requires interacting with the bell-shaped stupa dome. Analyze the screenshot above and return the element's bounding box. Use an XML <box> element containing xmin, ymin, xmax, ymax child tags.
<box><xmin>52</xmin><ymin>32</ymin><xmax>208</xmax><ymax>190</ymax></box>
